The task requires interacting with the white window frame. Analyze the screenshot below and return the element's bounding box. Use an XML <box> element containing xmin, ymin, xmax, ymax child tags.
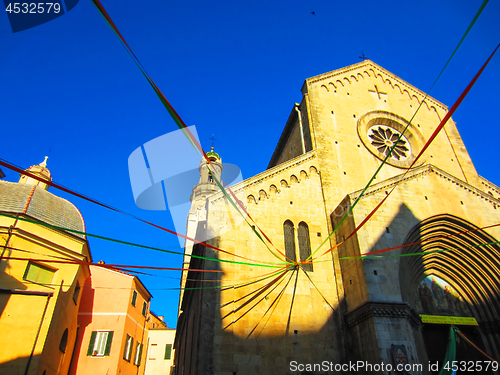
<box><xmin>149</xmin><ymin>343</ymin><xmax>157</xmax><ymax>360</ymax></box>
<box><xmin>134</xmin><ymin>343</ymin><xmax>143</xmax><ymax>366</ymax></box>
<box><xmin>93</xmin><ymin>331</ymin><xmax>110</xmax><ymax>357</ymax></box>
<box><xmin>123</xmin><ymin>334</ymin><xmax>133</xmax><ymax>361</ymax></box>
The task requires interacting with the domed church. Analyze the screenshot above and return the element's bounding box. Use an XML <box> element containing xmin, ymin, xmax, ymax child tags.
<box><xmin>0</xmin><ymin>158</ymin><xmax>91</xmax><ymax>375</ymax></box>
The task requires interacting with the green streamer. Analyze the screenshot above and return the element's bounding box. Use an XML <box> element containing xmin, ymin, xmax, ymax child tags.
<box><xmin>0</xmin><ymin>212</ymin><xmax>285</xmax><ymax>269</ymax></box>
<box><xmin>438</xmin><ymin>326</ymin><xmax>458</xmax><ymax>375</ymax></box>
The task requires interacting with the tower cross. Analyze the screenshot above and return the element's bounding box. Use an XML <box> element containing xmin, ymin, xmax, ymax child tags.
<box><xmin>368</xmin><ymin>85</ymin><xmax>387</xmax><ymax>100</ymax></box>
<box><xmin>209</xmin><ymin>134</ymin><xmax>217</xmax><ymax>148</ymax></box>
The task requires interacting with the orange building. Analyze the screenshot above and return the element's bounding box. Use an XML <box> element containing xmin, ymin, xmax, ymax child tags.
<box><xmin>69</xmin><ymin>264</ymin><xmax>152</xmax><ymax>375</ymax></box>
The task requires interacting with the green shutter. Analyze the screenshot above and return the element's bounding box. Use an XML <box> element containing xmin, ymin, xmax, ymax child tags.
<box><xmin>137</xmin><ymin>344</ymin><xmax>143</xmax><ymax>364</ymax></box>
<box><xmin>87</xmin><ymin>331</ymin><xmax>97</xmax><ymax>356</ymax></box>
<box><xmin>131</xmin><ymin>291</ymin><xmax>137</xmax><ymax>306</ymax></box>
<box><xmin>123</xmin><ymin>335</ymin><xmax>129</xmax><ymax>359</ymax></box>
<box><xmin>104</xmin><ymin>331</ymin><xmax>114</xmax><ymax>356</ymax></box>
<box><xmin>164</xmin><ymin>344</ymin><xmax>172</xmax><ymax>360</ymax></box>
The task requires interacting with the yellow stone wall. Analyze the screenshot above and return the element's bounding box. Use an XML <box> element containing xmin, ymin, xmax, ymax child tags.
<box><xmin>0</xmin><ymin>214</ymin><xmax>90</xmax><ymax>375</ymax></box>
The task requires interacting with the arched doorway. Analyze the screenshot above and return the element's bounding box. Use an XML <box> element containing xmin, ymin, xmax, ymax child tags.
<box><xmin>399</xmin><ymin>214</ymin><xmax>500</xmax><ymax>373</ymax></box>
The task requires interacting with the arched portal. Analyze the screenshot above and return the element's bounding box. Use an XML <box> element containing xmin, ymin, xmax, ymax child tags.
<box><xmin>399</xmin><ymin>214</ymin><xmax>500</xmax><ymax>372</ymax></box>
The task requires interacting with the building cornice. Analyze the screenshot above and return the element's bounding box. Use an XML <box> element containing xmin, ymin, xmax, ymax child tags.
<box><xmin>345</xmin><ymin>301</ymin><xmax>421</xmax><ymax>329</ymax></box>
<box><xmin>348</xmin><ymin>164</ymin><xmax>500</xmax><ymax>209</ymax></box>
<box><xmin>209</xmin><ymin>150</ymin><xmax>317</xmax><ymax>205</ymax></box>
<box><xmin>305</xmin><ymin>60</ymin><xmax>448</xmax><ymax>111</ymax></box>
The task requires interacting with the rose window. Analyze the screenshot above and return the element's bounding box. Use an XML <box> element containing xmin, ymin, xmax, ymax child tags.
<box><xmin>367</xmin><ymin>125</ymin><xmax>411</xmax><ymax>161</ymax></box>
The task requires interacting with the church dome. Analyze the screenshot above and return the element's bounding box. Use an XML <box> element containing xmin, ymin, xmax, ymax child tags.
<box><xmin>0</xmin><ymin>181</ymin><xmax>86</xmax><ymax>239</ymax></box>
<box><xmin>206</xmin><ymin>147</ymin><xmax>221</xmax><ymax>162</ymax></box>
<box><xmin>0</xmin><ymin>159</ymin><xmax>86</xmax><ymax>239</ymax></box>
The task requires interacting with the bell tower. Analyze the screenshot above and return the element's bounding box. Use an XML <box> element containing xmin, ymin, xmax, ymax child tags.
<box><xmin>179</xmin><ymin>148</ymin><xmax>223</xmax><ymax>303</ymax></box>
<box><xmin>191</xmin><ymin>147</ymin><xmax>223</xmax><ymax>204</ymax></box>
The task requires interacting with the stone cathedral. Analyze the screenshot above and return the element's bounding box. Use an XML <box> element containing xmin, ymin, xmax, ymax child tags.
<box><xmin>173</xmin><ymin>60</ymin><xmax>500</xmax><ymax>375</ymax></box>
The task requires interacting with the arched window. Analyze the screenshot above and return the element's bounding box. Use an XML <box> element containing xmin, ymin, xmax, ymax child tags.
<box><xmin>283</xmin><ymin>220</ymin><xmax>296</xmax><ymax>262</ymax></box>
<box><xmin>298</xmin><ymin>222</ymin><xmax>313</xmax><ymax>271</ymax></box>
<box><xmin>59</xmin><ymin>328</ymin><xmax>69</xmax><ymax>353</ymax></box>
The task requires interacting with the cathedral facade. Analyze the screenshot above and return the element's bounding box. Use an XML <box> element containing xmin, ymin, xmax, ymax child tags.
<box><xmin>174</xmin><ymin>60</ymin><xmax>500</xmax><ymax>375</ymax></box>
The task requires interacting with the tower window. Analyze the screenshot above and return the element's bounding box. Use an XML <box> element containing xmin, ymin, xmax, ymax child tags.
<box><xmin>59</xmin><ymin>329</ymin><xmax>68</xmax><ymax>353</ymax></box>
<box><xmin>283</xmin><ymin>220</ymin><xmax>296</xmax><ymax>262</ymax></box>
<box><xmin>298</xmin><ymin>222</ymin><xmax>313</xmax><ymax>272</ymax></box>
<box><xmin>73</xmin><ymin>282</ymin><xmax>81</xmax><ymax>304</ymax></box>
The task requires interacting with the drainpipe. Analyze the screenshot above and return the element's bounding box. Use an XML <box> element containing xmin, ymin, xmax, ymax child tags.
<box><xmin>294</xmin><ymin>104</ymin><xmax>306</xmax><ymax>154</ymax></box>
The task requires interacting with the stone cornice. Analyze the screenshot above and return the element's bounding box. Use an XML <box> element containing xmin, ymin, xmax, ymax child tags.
<box><xmin>305</xmin><ymin>60</ymin><xmax>447</xmax><ymax>111</ymax></box>
<box><xmin>345</xmin><ymin>301</ymin><xmax>421</xmax><ymax>329</ymax></box>
<box><xmin>348</xmin><ymin>164</ymin><xmax>500</xmax><ymax>208</ymax></box>
<box><xmin>478</xmin><ymin>175</ymin><xmax>500</xmax><ymax>200</ymax></box>
<box><xmin>208</xmin><ymin>150</ymin><xmax>317</xmax><ymax>204</ymax></box>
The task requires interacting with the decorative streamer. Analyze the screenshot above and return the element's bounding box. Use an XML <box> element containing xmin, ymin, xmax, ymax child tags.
<box><xmin>246</xmin><ymin>268</ymin><xmax>297</xmax><ymax>339</ymax></box>
<box><xmin>438</xmin><ymin>326</ymin><xmax>458</xmax><ymax>375</ymax></box>
<box><xmin>89</xmin><ymin>0</ymin><xmax>288</xmax><ymax>262</ymax></box>
<box><xmin>0</xmin><ymin>211</ymin><xmax>285</xmax><ymax>267</ymax></box>
<box><xmin>0</xmin><ymin>184</ymin><xmax>284</xmax><ymax>268</ymax></box>
<box><xmin>312</xmin><ymin>41</ymin><xmax>500</xmax><ymax>261</ymax></box>
<box><xmin>222</xmin><ymin>269</ymin><xmax>292</xmax><ymax>330</ymax></box>
<box><xmin>456</xmin><ymin>327</ymin><xmax>500</xmax><ymax>363</ymax></box>
<box><xmin>0</xmin><ymin>256</ymin><xmax>225</xmax><ymax>273</ymax></box>
<box><xmin>307</xmin><ymin>0</ymin><xmax>492</xmax><ymax>260</ymax></box>
<box><xmin>318</xmin><ymin>222</ymin><xmax>500</xmax><ymax>261</ymax></box>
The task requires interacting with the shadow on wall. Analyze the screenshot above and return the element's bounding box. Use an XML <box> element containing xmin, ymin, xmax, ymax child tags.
<box><xmin>398</xmin><ymin>211</ymin><xmax>500</xmax><ymax>370</ymax></box>
<box><xmin>174</xmin><ymin>222</ymin><xmax>350</xmax><ymax>375</ymax></box>
<box><xmin>68</xmin><ymin>276</ymin><xmax>95</xmax><ymax>375</ymax></box>
<box><xmin>335</xmin><ymin>202</ymin><xmax>500</xmax><ymax>374</ymax></box>
<box><xmin>0</xmin><ymin>245</ymin><xmax>28</xmax><ymax>316</ymax></box>
<box><xmin>0</xmin><ymin>354</ymin><xmax>41</xmax><ymax>375</ymax></box>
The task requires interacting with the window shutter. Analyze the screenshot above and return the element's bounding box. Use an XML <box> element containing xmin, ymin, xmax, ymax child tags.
<box><xmin>87</xmin><ymin>331</ymin><xmax>97</xmax><ymax>356</ymax></box>
<box><xmin>284</xmin><ymin>220</ymin><xmax>296</xmax><ymax>262</ymax></box>
<box><xmin>123</xmin><ymin>335</ymin><xmax>130</xmax><ymax>360</ymax></box>
<box><xmin>104</xmin><ymin>331</ymin><xmax>114</xmax><ymax>356</ymax></box>
<box><xmin>137</xmin><ymin>344</ymin><xmax>143</xmax><ymax>364</ymax></box>
<box><xmin>131</xmin><ymin>290</ymin><xmax>137</xmax><ymax>306</ymax></box>
<box><xmin>164</xmin><ymin>344</ymin><xmax>172</xmax><ymax>360</ymax></box>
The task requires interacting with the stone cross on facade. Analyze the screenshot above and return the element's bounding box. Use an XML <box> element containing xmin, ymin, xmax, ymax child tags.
<box><xmin>368</xmin><ymin>85</ymin><xmax>388</xmax><ymax>100</ymax></box>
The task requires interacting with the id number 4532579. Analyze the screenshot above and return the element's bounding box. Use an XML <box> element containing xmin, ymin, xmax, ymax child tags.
<box><xmin>443</xmin><ymin>361</ymin><xmax>498</xmax><ymax>372</ymax></box>
<box><xmin>5</xmin><ymin>2</ymin><xmax>61</xmax><ymax>14</ymax></box>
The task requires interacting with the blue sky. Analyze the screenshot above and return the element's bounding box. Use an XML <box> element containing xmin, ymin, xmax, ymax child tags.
<box><xmin>1</xmin><ymin>0</ymin><xmax>499</xmax><ymax>328</ymax></box>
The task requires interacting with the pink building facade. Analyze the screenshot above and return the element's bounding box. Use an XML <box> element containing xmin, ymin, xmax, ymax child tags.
<box><xmin>69</xmin><ymin>265</ymin><xmax>152</xmax><ymax>375</ymax></box>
